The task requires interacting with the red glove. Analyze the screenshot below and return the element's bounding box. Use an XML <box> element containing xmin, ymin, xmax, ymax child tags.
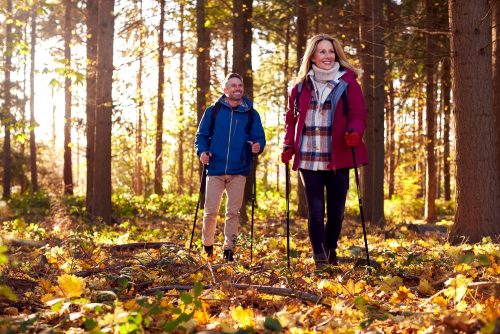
<box><xmin>281</xmin><ymin>147</ymin><xmax>294</xmax><ymax>164</ymax></box>
<box><xmin>345</xmin><ymin>131</ymin><xmax>360</xmax><ymax>147</ymax></box>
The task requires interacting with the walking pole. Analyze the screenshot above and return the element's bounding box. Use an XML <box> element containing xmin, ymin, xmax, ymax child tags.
<box><xmin>285</xmin><ymin>162</ymin><xmax>291</xmax><ymax>268</ymax></box>
<box><xmin>349</xmin><ymin>130</ymin><xmax>370</xmax><ymax>266</ymax></box>
<box><xmin>189</xmin><ymin>162</ymin><xmax>207</xmax><ymax>251</ymax></box>
<box><xmin>250</xmin><ymin>153</ymin><xmax>257</xmax><ymax>264</ymax></box>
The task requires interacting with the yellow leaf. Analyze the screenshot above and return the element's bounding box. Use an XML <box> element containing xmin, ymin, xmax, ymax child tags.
<box><xmin>483</xmin><ymin>296</ymin><xmax>500</xmax><ymax>322</ymax></box>
<box><xmin>39</xmin><ymin>279</ymin><xmax>53</xmax><ymax>293</ymax></box>
<box><xmin>57</xmin><ymin>274</ymin><xmax>86</xmax><ymax>298</ymax></box>
<box><xmin>123</xmin><ymin>299</ymin><xmax>137</xmax><ymax>310</ymax></box>
<box><xmin>443</xmin><ymin>274</ymin><xmax>470</xmax><ymax>303</ymax></box>
<box><xmin>380</xmin><ymin>276</ymin><xmax>403</xmax><ymax>292</ymax></box>
<box><xmin>390</xmin><ymin>286</ymin><xmax>415</xmax><ymax>303</ymax></box>
<box><xmin>41</xmin><ymin>293</ymin><xmax>55</xmax><ymax>303</ymax></box>
<box><xmin>431</xmin><ymin>295</ymin><xmax>448</xmax><ymax>308</ymax></box>
<box><xmin>230</xmin><ymin>305</ymin><xmax>254</xmax><ymax>328</ymax></box>
<box><xmin>345</xmin><ymin>279</ymin><xmax>365</xmax><ymax>294</ymax></box>
<box><xmin>417</xmin><ymin>278</ymin><xmax>435</xmax><ymax>296</ymax></box>
<box><xmin>487</xmin><ymin>263</ymin><xmax>500</xmax><ymax>275</ymax></box>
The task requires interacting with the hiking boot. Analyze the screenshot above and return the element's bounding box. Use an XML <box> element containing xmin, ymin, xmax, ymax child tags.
<box><xmin>223</xmin><ymin>249</ymin><xmax>234</xmax><ymax>262</ymax></box>
<box><xmin>328</xmin><ymin>249</ymin><xmax>338</xmax><ymax>265</ymax></box>
<box><xmin>313</xmin><ymin>253</ymin><xmax>328</xmax><ymax>270</ymax></box>
<box><xmin>204</xmin><ymin>245</ymin><xmax>214</xmax><ymax>257</ymax></box>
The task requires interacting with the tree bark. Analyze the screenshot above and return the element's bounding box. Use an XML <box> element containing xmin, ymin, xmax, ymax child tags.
<box><xmin>494</xmin><ymin>0</ymin><xmax>500</xmax><ymax>198</ymax></box>
<box><xmin>92</xmin><ymin>0</ymin><xmax>115</xmax><ymax>224</ymax></box>
<box><xmin>2</xmin><ymin>0</ymin><xmax>13</xmax><ymax>199</ymax></box>
<box><xmin>296</xmin><ymin>0</ymin><xmax>308</xmax><ymax>218</ymax></box>
<box><xmin>372</xmin><ymin>0</ymin><xmax>385</xmax><ymax>226</ymax></box>
<box><xmin>177</xmin><ymin>0</ymin><xmax>185</xmax><ymax>194</ymax></box>
<box><xmin>449</xmin><ymin>0</ymin><xmax>500</xmax><ymax>243</ymax></box>
<box><xmin>387</xmin><ymin>78</ymin><xmax>395</xmax><ymax>199</ymax></box>
<box><xmin>154</xmin><ymin>0</ymin><xmax>166</xmax><ymax>195</ymax></box>
<box><xmin>233</xmin><ymin>0</ymin><xmax>254</xmax><ymax>221</ymax></box>
<box><xmin>86</xmin><ymin>0</ymin><xmax>98</xmax><ymax>213</ymax></box>
<box><xmin>63</xmin><ymin>0</ymin><xmax>74</xmax><ymax>195</ymax></box>
<box><xmin>359</xmin><ymin>0</ymin><xmax>373</xmax><ymax>221</ymax></box>
<box><xmin>424</xmin><ymin>0</ymin><xmax>437</xmax><ymax>222</ymax></box>
<box><xmin>29</xmin><ymin>7</ymin><xmax>38</xmax><ymax>192</ymax></box>
<box><xmin>134</xmin><ymin>0</ymin><xmax>144</xmax><ymax>196</ymax></box>
<box><xmin>442</xmin><ymin>56</ymin><xmax>451</xmax><ymax>201</ymax></box>
<box><xmin>196</xmin><ymin>0</ymin><xmax>210</xmax><ymax>208</ymax></box>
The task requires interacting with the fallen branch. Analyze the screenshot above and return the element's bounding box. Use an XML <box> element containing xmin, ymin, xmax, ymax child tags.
<box><xmin>142</xmin><ymin>283</ymin><xmax>326</xmax><ymax>306</ymax></box>
<box><xmin>424</xmin><ymin>281</ymin><xmax>500</xmax><ymax>303</ymax></box>
<box><xmin>105</xmin><ymin>242</ymin><xmax>179</xmax><ymax>251</ymax></box>
<box><xmin>2</xmin><ymin>235</ymin><xmax>47</xmax><ymax>248</ymax></box>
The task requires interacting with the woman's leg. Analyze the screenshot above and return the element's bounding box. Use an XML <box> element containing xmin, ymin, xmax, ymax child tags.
<box><xmin>299</xmin><ymin>169</ymin><xmax>326</xmax><ymax>257</ymax></box>
<box><xmin>324</xmin><ymin>168</ymin><xmax>349</xmax><ymax>259</ymax></box>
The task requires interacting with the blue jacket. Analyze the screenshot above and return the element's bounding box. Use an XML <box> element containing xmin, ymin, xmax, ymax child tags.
<box><xmin>195</xmin><ymin>96</ymin><xmax>266</xmax><ymax>176</ymax></box>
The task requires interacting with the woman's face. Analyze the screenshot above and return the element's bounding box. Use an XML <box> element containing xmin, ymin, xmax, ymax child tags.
<box><xmin>312</xmin><ymin>40</ymin><xmax>336</xmax><ymax>70</ymax></box>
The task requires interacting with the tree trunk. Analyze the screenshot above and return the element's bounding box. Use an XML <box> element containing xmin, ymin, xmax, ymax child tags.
<box><xmin>134</xmin><ymin>0</ymin><xmax>144</xmax><ymax>196</ymax></box>
<box><xmin>196</xmin><ymin>0</ymin><xmax>210</xmax><ymax>208</ymax></box>
<box><xmin>424</xmin><ymin>0</ymin><xmax>437</xmax><ymax>222</ymax></box>
<box><xmin>372</xmin><ymin>0</ymin><xmax>385</xmax><ymax>226</ymax></box>
<box><xmin>387</xmin><ymin>78</ymin><xmax>395</xmax><ymax>199</ymax></box>
<box><xmin>196</xmin><ymin>0</ymin><xmax>210</xmax><ymax>124</ymax></box>
<box><xmin>233</xmin><ymin>0</ymin><xmax>254</xmax><ymax>221</ymax></box>
<box><xmin>442</xmin><ymin>56</ymin><xmax>451</xmax><ymax>201</ymax></box>
<box><xmin>295</xmin><ymin>0</ymin><xmax>308</xmax><ymax>218</ymax></box>
<box><xmin>280</xmin><ymin>20</ymin><xmax>291</xmax><ymax>193</ymax></box>
<box><xmin>449</xmin><ymin>0</ymin><xmax>500</xmax><ymax>243</ymax></box>
<box><xmin>296</xmin><ymin>0</ymin><xmax>307</xmax><ymax>65</ymax></box>
<box><xmin>359</xmin><ymin>0</ymin><xmax>373</xmax><ymax>221</ymax></box>
<box><xmin>63</xmin><ymin>0</ymin><xmax>73</xmax><ymax>195</ymax></box>
<box><xmin>2</xmin><ymin>0</ymin><xmax>13</xmax><ymax>199</ymax></box>
<box><xmin>177</xmin><ymin>0</ymin><xmax>185</xmax><ymax>194</ymax></box>
<box><xmin>494</xmin><ymin>0</ymin><xmax>500</xmax><ymax>197</ymax></box>
<box><xmin>29</xmin><ymin>7</ymin><xmax>38</xmax><ymax>192</ymax></box>
<box><xmin>92</xmin><ymin>0</ymin><xmax>115</xmax><ymax>224</ymax></box>
<box><xmin>52</xmin><ymin>87</ymin><xmax>56</xmax><ymax>150</ymax></box>
<box><xmin>417</xmin><ymin>89</ymin><xmax>424</xmax><ymax>198</ymax></box>
<box><xmin>86</xmin><ymin>0</ymin><xmax>98</xmax><ymax>213</ymax></box>
<box><xmin>154</xmin><ymin>0</ymin><xmax>166</xmax><ymax>195</ymax></box>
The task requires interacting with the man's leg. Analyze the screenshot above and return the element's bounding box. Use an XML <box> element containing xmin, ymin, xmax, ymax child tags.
<box><xmin>223</xmin><ymin>174</ymin><xmax>246</xmax><ymax>252</ymax></box>
<box><xmin>202</xmin><ymin>176</ymin><xmax>225</xmax><ymax>250</ymax></box>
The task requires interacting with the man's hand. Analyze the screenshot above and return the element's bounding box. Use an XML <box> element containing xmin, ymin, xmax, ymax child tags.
<box><xmin>344</xmin><ymin>131</ymin><xmax>360</xmax><ymax>147</ymax></box>
<box><xmin>200</xmin><ymin>152</ymin><xmax>211</xmax><ymax>165</ymax></box>
<box><xmin>251</xmin><ymin>142</ymin><xmax>260</xmax><ymax>154</ymax></box>
<box><xmin>281</xmin><ymin>147</ymin><xmax>294</xmax><ymax>164</ymax></box>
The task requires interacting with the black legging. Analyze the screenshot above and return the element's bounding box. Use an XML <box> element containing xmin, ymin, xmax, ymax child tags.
<box><xmin>299</xmin><ymin>168</ymin><xmax>349</xmax><ymax>256</ymax></box>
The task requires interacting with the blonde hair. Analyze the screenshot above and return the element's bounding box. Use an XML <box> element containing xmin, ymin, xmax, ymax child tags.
<box><xmin>296</xmin><ymin>33</ymin><xmax>362</xmax><ymax>84</ymax></box>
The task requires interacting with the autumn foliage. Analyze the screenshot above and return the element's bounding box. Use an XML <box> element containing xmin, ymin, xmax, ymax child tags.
<box><xmin>0</xmin><ymin>194</ymin><xmax>498</xmax><ymax>333</ymax></box>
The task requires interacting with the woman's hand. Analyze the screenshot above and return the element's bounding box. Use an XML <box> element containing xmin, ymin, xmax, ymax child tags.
<box><xmin>281</xmin><ymin>147</ymin><xmax>295</xmax><ymax>164</ymax></box>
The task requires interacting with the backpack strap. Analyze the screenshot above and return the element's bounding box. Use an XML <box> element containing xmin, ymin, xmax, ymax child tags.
<box><xmin>209</xmin><ymin>101</ymin><xmax>222</xmax><ymax>138</ymax></box>
<box><xmin>245</xmin><ymin>108</ymin><xmax>254</xmax><ymax>135</ymax></box>
<box><xmin>341</xmin><ymin>88</ymin><xmax>348</xmax><ymax>117</ymax></box>
<box><xmin>293</xmin><ymin>82</ymin><xmax>304</xmax><ymax>119</ymax></box>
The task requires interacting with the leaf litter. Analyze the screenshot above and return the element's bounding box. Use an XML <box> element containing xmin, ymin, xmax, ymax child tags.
<box><xmin>0</xmin><ymin>199</ymin><xmax>498</xmax><ymax>333</ymax></box>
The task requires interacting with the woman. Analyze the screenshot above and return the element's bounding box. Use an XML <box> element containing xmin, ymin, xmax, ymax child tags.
<box><xmin>281</xmin><ymin>34</ymin><xmax>368</xmax><ymax>269</ymax></box>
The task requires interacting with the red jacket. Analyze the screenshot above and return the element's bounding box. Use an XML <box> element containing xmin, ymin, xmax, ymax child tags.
<box><xmin>283</xmin><ymin>69</ymin><xmax>369</xmax><ymax>171</ymax></box>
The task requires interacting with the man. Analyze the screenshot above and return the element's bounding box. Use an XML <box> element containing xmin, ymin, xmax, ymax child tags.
<box><xmin>195</xmin><ymin>73</ymin><xmax>266</xmax><ymax>261</ymax></box>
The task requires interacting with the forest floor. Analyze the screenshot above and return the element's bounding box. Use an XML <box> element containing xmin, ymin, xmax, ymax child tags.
<box><xmin>0</xmin><ymin>194</ymin><xmax>499</xmax><ymax>333</ymax></box>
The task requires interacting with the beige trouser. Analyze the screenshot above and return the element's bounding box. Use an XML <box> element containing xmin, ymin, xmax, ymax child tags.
<box><xmin>202</xmin><ymin>174</ymin><xmax>246</xmax><ymax>251</ymax></box>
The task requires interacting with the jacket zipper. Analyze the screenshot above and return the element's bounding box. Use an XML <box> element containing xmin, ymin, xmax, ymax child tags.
<box><xmin>225</xmin><ymin>109</ymin><xmax>234</xmax><ymax>174</ymax></box>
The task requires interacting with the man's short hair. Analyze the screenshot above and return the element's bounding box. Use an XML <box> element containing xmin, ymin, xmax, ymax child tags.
<box><xmin>223</xmin><ymin>73</ymin><xmax>244</xmax><ymax>88</ymax></box>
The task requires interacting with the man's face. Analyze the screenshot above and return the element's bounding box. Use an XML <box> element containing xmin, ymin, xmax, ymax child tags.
<box><xmin>224</xmin><ymin>77</ymin><xmax>244</xmax><ymax>102</ymax></box>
